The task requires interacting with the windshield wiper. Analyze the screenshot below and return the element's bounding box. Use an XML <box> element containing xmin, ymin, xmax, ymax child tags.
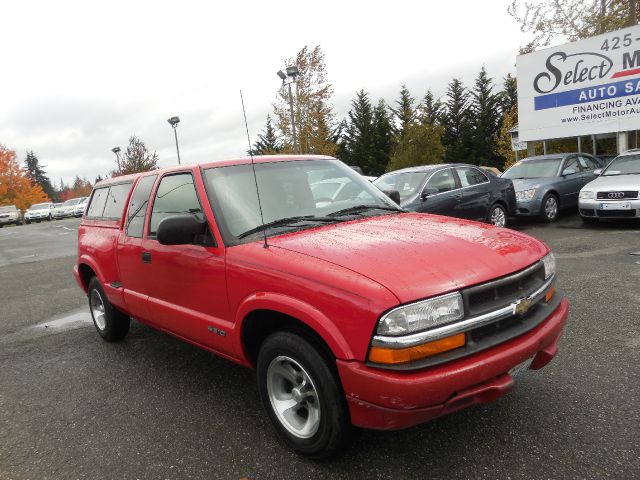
<box><xmin>327</xmin><ymin>205</ymin><xmax>402</xmax><ymax>217</ymax></box>
<box><xmin>237</xmin><ymin>216</ymin><xmax>340</xmax><ymax>239</ymax></box>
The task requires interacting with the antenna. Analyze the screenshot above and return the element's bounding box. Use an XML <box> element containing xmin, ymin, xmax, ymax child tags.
<box><xmin>240</xmin><ymin>90</ymin><xmax>268</xmax><ymax>249</ymax></box>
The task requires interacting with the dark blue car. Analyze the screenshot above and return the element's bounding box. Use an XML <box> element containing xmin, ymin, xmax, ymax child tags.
<box><xmin>374</xmin><ymin>164</ymin><xmax>516</xmax><ymax>227</ymax></box>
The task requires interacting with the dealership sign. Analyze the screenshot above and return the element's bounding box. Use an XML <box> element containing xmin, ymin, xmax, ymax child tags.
<box><xmin>517</xmin><ymin>26</ymin><xmax>640</xmax><ymax>141</ymax></box>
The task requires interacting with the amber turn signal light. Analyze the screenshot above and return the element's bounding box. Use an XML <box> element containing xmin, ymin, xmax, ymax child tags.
<box><xmin>369</xmin><ymin>333</ymin><xmax>465</xmax><ymax>365</ymax></box>
<box><xmin>545</xmin><ymin>286</ymin><xmax>555</xmax><ymax>303</ymax></box>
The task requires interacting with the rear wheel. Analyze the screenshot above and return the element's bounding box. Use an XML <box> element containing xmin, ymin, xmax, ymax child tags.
<box><xmin>487</xmin><ymin>203</ymin><xmax>507</xmax><ymax>227</ymax></box>
<box><xmin>87</xmin><ymin>277</ymin><xmax>130</xmax><ymax>341</ymax></box>
<box><xmin>257</xmin><ymin>331</ymin><xmax>351</xmax><ymax>458</ymax></box>
<box><xmin>541</xmin><ymin>193</ymin><xmax>559</xmax><ymax>222</ymax></box>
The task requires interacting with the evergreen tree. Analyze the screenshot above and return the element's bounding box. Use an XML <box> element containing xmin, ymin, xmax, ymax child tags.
<box><xmin>24</xmin><ymin>151</ymin><xmax>56</xmax><ymax>201</ymax></box>
<box><xmin>500</xmin><ymin>73</ymin><xmax>518</xmax><ymax>115</ymax></box>
<box><xmin>342</xmin><ymin>90</ymin><xmax>375</xmax><ymax>172</ymax></box>
<box><xmin>333</xmin><ymin>119</ymin><xmax>349</xmax><ymax>163</ymax></box>
<box><xmin>442</xmin><ymin>78</ymin><xmax>472</xmax><ymax>163</ymax></box>
<box><xmin>470</xmin><ymin>67</ymin><xmax>501</xmax><ymax>168</ymax></box>
<box><xmin>418</xmin><ymin>90</ymin><xmax>443</xmax><ymax>126</ymax></box>
<box><xmin>250</xmin><ymin>115</ymin><xmax>282</xmax><ymax>155</ymax></box>
<box><xmin>388</xmin><ymin>122</ymin><xmax>445</xmax><ymax>171</ymax></box>
<box><xmin>370</xmin><ymin>100</ymin><xmax>394</xmax><ymax>176</ymax></box>
<box><xmin>391</xmin><ymin>85</ymin><xmax>415</xmax><ymax>139</ymax></box>
<box><xmin>113</xmin><ymin>136</ymin><xmax>159</xmax><ymax>176</ymax></box>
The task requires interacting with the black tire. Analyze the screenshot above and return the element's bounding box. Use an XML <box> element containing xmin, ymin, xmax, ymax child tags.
<box><xmin>257</xmin><ymin>331</ymin><xmax>351</xmax><ymax>459</ymax></box>
<box><xmin>487</xmin><ymin>203</ymin><xmax>508</xmax><ymax>227</ymax></box>
<box><xmin>581</xmin><ymin>215</ymin><xmax>599</xmax><ymax>225</ymax></box>
<box><xmin>25</xmin><ymin>220</ymin><xmax>30</xmax><ymax>224</ymax></box>
<box><xmin>47</xmin><ymin>214</ymin><xmax>52</xmax><ymax>221</ymax></box>
<box><xmin>540</xmin><ymin>193</ymin><xmax>559</xmax><ymax>222</ymax></box>
<box><xmin>87</xmin><ymin>277</ymin><xmax>130</xmax><ymax>342</ymax></box>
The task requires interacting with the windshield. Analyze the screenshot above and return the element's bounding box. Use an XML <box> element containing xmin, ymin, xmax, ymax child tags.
<box><xmin>502</xmin><ymin>158</ymin><xmax>562</xmax><ymax>179</ymax></box>
<box><xmin>0</xmin><ymin>206</ymin><xmax>16</xmax><ymax>213</ymax></box>
<box><xmin>602</xmin><ymin>154</ymin><xmax>640</xmax><ymax>176</ymax></box>
<box><xmin>63</xmin><ymin>198</ymin><xmax>81</xmax><ymax>206</ymax></box>
<box><xmin>203</xmin><ymin>159</ymin><xmax>400</xmax><ymax>243</ymax></box>
<box><xmin>373</xmin><ymin>172</ymin><xmax>429</xmax><ymax>202</ymax></box>
<box><xmin>29</xmin><ymin>204</ymin><xmax>49</xmax><ymax>210</ymax></box>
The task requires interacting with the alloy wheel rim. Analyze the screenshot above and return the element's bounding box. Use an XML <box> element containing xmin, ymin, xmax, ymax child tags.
<box><xmin>266</xmin><ymin>355</ymin><xmax>321</xmax><ymax>439</ymax></box>
<box><xmin>545</xmin><ymin>197</ymin><xmax>558</xmax><ymax>219</ymax></box>
<box><xmin>90</xmin><ymin>289</ymin><xmax>106</xmax><ymax>330</ymax></box>
<box><xmin>491</xmin><ymin>207</ymin><xmax>506</xmax><ymax>227</ymax></box>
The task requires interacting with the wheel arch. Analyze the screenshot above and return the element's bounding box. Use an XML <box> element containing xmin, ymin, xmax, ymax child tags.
<box><xmin>236</xmin><ymin>293</ymin><xmax>354</xmax><ymax>368</ymax></box>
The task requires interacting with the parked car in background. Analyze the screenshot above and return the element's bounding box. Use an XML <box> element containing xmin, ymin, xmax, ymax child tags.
<box><xmin>73</xmin><ymin>197</ymin><xmax>88</xmax><ymax>217</ymax></box>
<box><xmin>24</xmin><ymin>202</ymin><xmax>53</xmax><ymax>223</ymax></box>
<box><xmin>373</xmin><ymin>164</ymin><xmax>516</xmax><ymax>227</ymax></box>
<box><xmin>0</xmin><ymin>205</ymin><xmax>23</xmax><ymax>227</ymax></box>
<box><xmin>51</xmin><ymin>203</ymin><xmax>65</xmax><ymax>219</ymax></box>
<box><xmin>479</xmin><ymin>166</ymin><xmax>501</xmax><ymax>176</ymax></box>
<box><xmin>74</xmin><ymin>155</ymin><xmax>567</xmax><ymax>458</ymax></box>
<box><xmin>501</xmin><ymin>153</ymin><xmax>601</xmax><ymax>222</ymax></box>
<box><xmin>59</xmin><ymin>198</ymin><xmax>82</xmax><ymax>217</ymax></box>
<box><xmin>579</xmin><ymin>150</ymin><xmax>640</xmax><ymax>223</ymax></box>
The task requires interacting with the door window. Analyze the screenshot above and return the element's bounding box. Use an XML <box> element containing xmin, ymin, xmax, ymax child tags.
<box><xmin>457</xmin><ymin>167</ymin><xmax>488</xmax><ymax>187</ymax></box>
<box><xmin>578</xmin><ymin>155</ymin><xmax>598</xmax><ymax>170</ymax></box>
<box><xmin>102</xmin><ymin>183</ymin><xmax>134</xmax><ymax>220</ymax></box>
<box><xmin>425</xmin><ymin>169</ymin><xmax>457</xmax><ymax>194</ymax></box>
<box><xmin>125</xmin><ymin>175</ymin><xmax>158</xmax><ymax>238</ymax></box>
<box><xmin>563</xmin><ymin>157</ymin><xmax>579</xmax><ymax>174</ymax></box>
<box><xmin>149</xmin><ymin>173</ymin><xmax>203</xmax><ymax>236</ymax></box>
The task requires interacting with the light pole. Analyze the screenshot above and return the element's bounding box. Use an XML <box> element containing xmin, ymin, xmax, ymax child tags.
<box><xmin>277</xmin><ymin>66</ymin><xmax>299</xmax><ymax>153</ymax></box>
<box><xmin>167</xmin><ymin>116</ymin><xmax>181</xmax><ymax>164</ymax></box>
<box><xmin>111</xmin><ymin>147</ymin><xmax>121</xmax><ymax>172</ymax></box>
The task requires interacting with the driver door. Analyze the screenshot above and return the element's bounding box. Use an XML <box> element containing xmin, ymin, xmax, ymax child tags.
<box><xmin>139</xmin><ymin>170</ymin><xmax>232</xmax><ymax>354</ymax></box>
<box><xmin>417</xmin><ymin>168</ymin><xmax>460</xmax><ymax>215</ymax></box>
<box><xmin>559</xmin><ymin>155</ymin><xmax>582</xmax><ymax>207</ymax></box>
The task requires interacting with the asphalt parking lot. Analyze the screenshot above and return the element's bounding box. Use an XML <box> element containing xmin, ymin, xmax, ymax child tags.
<box><xmin>1</xmin><ymin>214</ymin><xmax>639</xmax><ymax>479</ymax></box>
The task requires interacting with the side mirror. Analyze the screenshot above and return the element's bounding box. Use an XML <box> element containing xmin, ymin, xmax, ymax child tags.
<box><xmin>157</xmin><ymin>214</ymin><xmax>208</xmax><ymax>245</ymax></box>
<box><xmin>421</xmin><ymin>187</ymin><xmax>438</xmax><ymax>199</ymax></box>
<box><xmin>383</xmin><ymin>189</ymin><xmax>401</xmax><ymax>204</ymax></box>
<box><xmin>562</xmin><ymin>167</ymin><xmax>577</xmax><ymax>176</ymax></box>
<box><xmin>593</xmin><ymin>168</ymin><xmax>602</xmax><ymax>176</ymax></box>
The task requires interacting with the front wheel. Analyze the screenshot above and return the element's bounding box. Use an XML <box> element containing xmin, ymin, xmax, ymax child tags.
<box><xmin>87</xmin><ymin>277</ymin><xmax>130</xmax><ymax>341</ymax></box>
<box><xmin>540</xmin><ymin>193</ymin><xmax>559</xmax><ymax>222</ymax></box>
<box><xmin>487</xmin><ymin>203</ymin><xmax>508</xmax><ymax>227</ymax></box>
<box><xmin>257</xmin><ymin>331</ymin><xmax>351</xmax><ymax>459</ymax></box>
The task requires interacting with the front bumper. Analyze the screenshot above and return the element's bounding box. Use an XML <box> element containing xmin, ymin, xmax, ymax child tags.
<box><xmin>0</xmin><ymin>216</ymin><xmax>19</xmax><ymax>225</ymax></box>
<box><xmin>337</xmin><ymin>297</ymin><xmax>568</xmax><ymax>430</ymax></box>
<box><xmin>579</xmin><ymin>198</ymin><xmax>640</xmax><ymax>219</ymax></box>
<box><xmin>513</xmin><ymin>197</ymin><xmax>542</xmax><ymax>216</ymax></box>
<box><xmin>25</xmin><ymin>213</ymin><xmax>49</xmax><ymax>220</ymax></box>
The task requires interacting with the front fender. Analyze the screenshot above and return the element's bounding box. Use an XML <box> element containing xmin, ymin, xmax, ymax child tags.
<box><xmin>233</xmin><ymin>292</ymin><xmax>354</xmax><ymax>361</ymax></box>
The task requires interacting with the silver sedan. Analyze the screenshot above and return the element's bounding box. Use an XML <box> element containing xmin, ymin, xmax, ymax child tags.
<box><xmin>579</xmin><ymin>150</ymin><xmax>640</xmax><ymax>223</ymax></box>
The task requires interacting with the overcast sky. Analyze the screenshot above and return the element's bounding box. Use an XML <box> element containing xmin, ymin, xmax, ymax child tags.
<box><xmin>1</xmin><ymin>0</ymin><xmax>533</xmax><ymax>185</ymax></box>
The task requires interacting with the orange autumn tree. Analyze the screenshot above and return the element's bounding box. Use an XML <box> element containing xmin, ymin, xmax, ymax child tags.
<box><xmin>0</xmin><ymin>144</ymin><xmax>50</xmax><ymax>211</ymax></box>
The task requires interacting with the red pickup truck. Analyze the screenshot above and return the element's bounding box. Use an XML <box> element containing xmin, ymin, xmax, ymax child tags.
<box><xmin>74</xmin><ymin>155</ymin><xmax>568</xmax><ymax>458</ymax></box>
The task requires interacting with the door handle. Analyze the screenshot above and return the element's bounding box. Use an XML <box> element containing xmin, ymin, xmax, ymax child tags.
<box><xmin>141</xmin><ymin>251</ymin><xmax>151</xmax><ymax>263</ymax></box>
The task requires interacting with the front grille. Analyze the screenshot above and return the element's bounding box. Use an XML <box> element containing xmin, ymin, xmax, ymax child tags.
<box><xmin>596</xmin><ymin>191</ymin><xmax>638</xmax><ymax>199</ymax></box>
<box><xmin>597</xmin><ymin>209</ymin><xmax>637</xmax><ymax>217</ymax></box>
<box><xmin>461</xmin><ymin>263</ymin><xmax>545</xmax><ymax>317</ymax></box>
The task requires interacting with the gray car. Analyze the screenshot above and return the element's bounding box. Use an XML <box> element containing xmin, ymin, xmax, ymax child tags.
<box><xmin>579</xmin><ymin>150</ymin><xmax>640</xmax><ymax>223</ymax></box>
<box><xmin>501</xmin><ymin>153</ymin><xmax>601</xmax><ymax>222</ymax></box>
<box><xmin>0</xmin><ymin>205</ymin><xmax>23</xmax><ymax>227</ymax></box>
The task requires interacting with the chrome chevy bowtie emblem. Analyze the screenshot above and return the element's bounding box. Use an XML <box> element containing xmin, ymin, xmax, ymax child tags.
<box><xmin>513</xmin><ymin>298</ymin><xmax>534</xmax><ymax>316</ymax></box>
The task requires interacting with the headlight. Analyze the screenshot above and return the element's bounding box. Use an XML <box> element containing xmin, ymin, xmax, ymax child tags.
<box><xmin>579</xmin><ymin>190</ymin><xmax>594</xmax><ymax>199</ymax></box>
<box><xmin>377</xmin><ymin>292</ymin><xmax>464</xmax><ymax>336</ymax></box>
<box><xmin>541</xmin><ymin>252</ymin><xmax>556</xmax><ymax>279</ymax></box>
<box><xmin>515</xmin><ymin>188</ymin><xmax>537</xmax><ymax>200</ymax></box>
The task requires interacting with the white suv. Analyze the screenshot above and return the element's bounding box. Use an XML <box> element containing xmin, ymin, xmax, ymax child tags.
<box><xmin>24</xmin><ymin>203</ymin><xmax>53</xmax><ymax>223</ymax></box>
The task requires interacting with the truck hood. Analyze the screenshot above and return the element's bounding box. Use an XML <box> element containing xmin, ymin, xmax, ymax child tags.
<box><xmin>269</xmin><ymin>213</ymin><xmax>548</xmax><ymax>303</ymax></box>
